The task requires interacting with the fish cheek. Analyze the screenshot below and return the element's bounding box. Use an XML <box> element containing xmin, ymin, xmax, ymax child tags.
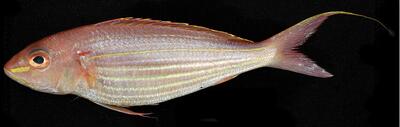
<box><xmin>29</xmin><ymin>69</ymin><xmax>51</xmax><ymax>86</ymax></box>
<box><xmin>55</xmin><ymin>67</ymin><xmax>81</xmax><ymax>94</ymax></box>
<box><xmin>30</xmin><ymin>70</ymin><xmax>40</xmax><ymax>77</ymax></box>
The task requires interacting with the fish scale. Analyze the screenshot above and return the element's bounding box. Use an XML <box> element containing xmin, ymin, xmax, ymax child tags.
<box><xmin>89</xmin><ymin>58</ymin><xmax>263</xmax><ymax>106</ymax></box>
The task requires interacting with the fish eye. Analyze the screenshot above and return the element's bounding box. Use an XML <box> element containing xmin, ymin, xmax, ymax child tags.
<box><xmin>29</xmin><ymin>50</ymin><xmax>50</xmax><ymax>69</ymax></box>
<box><xmin>33</xmin><ymin>56</ymin><xmax>44</xmax><ymax>64</ymax></box>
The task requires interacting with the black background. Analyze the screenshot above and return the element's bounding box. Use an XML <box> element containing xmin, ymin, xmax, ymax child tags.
<box><xmin>1</xmin><ymin>0</ymin><xmax>398</xmax><ymax>127</ymax></box>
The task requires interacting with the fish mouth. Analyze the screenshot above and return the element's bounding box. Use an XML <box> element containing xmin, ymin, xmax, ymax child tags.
<box><xmin>4</xmin><ymin>68</ymin><xmax>29</xmax><ymax>86</ymax></box>
<box><xmin>4</xmin><ymin>68</ymin><xmax>59</xmax><ymax>94</ymax></box>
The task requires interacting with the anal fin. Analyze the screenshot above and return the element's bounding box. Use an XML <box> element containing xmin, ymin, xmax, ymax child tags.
<box><xmin>93</xmin><ymin>102</ymin><xmax>154</xmax><ymax>118</ymax></box>
<box><xmin>216</xmin><ymin>75</ymin><xmax>239</xmax><ymax>84</ymax></box>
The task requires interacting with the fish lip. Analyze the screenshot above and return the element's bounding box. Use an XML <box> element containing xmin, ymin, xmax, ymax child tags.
<box><xmin>4</xmin><ymin>68</ymin><xmax>29</xmax><ymax>85</ymax></box>
<box><xmin>4</xmin><ymin>68</ymin><xmax>59</xmax><ymax>94</ymax></box>
<box><xmin>4</xmin><ymin>68</ymin><xmax>14</xmax><ymax>79</ymax></box>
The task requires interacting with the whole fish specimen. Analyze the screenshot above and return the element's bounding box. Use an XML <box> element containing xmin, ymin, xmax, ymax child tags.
<box><xmin>4</xmin><ymin>11</ymin><xmax>392</xmax><ymax>117</ymax></box>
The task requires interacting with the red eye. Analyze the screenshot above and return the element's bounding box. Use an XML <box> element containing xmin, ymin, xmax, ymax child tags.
<box><xmin>29</xmin><ymin>50</ymin><xmax>50</xmax><ymax>69</ymax></box>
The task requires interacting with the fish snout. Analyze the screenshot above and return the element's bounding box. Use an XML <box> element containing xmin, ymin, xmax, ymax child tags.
<box><xmin>4</xmin><ymin>56</ymin><xmax>30</xmax><ymax>74</ymax></box>
<box><xmin>4</xmin><ymin>57</ymin><xmax>34</xmax><ymax>89</ymax></box>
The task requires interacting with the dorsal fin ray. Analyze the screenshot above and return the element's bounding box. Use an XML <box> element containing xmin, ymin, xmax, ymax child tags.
<box><xmin>93</xmin><ymin>17</ymin><xmax>253</xmax><ymax>43</ymax></box>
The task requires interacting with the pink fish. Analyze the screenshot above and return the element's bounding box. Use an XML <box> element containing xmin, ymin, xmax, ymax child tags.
<box><xmin>3</xmin><ymin>11</ymin><xmax>391</xmax><ymax>117</ymax></box>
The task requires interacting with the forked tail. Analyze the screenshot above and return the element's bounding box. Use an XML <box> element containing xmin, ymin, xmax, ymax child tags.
<box><xmin>258</xmin><ymin>11</ymin><xmax>393</xmax><ymax>78</ymax></box>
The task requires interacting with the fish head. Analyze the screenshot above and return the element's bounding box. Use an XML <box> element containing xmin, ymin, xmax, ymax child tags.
<box><xmin>4</xmin><ymin>37</ymin><xmax>78</xmax><ymax>95</ymax></box>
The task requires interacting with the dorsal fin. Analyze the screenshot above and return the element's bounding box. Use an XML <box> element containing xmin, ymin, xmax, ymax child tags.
<box><xmin>94</xmin><ymin>17</ymin><xmax>253</xmax><ymax>43</ymax></box>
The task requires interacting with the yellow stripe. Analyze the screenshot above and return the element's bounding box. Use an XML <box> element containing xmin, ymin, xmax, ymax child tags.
<box><xmin>100</xmin><ymin>58</ymin><xmax>262</xmax><ymax>91</ymax></box>
<box><xmin>96</xmin><ymin>58</ymin><xmax>249</xmax><ymax>72</ymax></box>
<box><xmin>95</xmin><ymin>58</ymin><xmax>260</xmax><ymax>101</ymax></box>
<box><xmin>10</xmin><ymin>66</ymin><xmax>30</xmax><ymax>73</ymax></box>
<box><xmin>89</xmin><ymin>47</ymin><xmax>265</xmax><ymax>60</ymax></box>
<box><xmin>91</xmin><ymin>58</ymin><xmax>263</xmax><ymax>106</ymax></box>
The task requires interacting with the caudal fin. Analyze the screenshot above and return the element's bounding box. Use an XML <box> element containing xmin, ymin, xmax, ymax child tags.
<box><xmin>259</xmin><ymin>11</ymin><xmax>393</xmax><ymax>78</ymax></box>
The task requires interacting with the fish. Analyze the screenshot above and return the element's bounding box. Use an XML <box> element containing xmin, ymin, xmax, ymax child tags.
<box><xmin>3</xmin><ymin>11</ymin><xmax>392</xmax><ymax>117</ymax></box>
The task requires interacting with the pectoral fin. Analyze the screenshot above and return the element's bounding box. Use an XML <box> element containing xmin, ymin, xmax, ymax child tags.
<box><xmin>93</xmin><ymin>102</ymin><xmax>153</xmax><ymax>118</ymax></box>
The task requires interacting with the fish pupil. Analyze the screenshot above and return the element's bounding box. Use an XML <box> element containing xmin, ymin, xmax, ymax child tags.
<box><xmin>33</xmin><ymin>56</ymin><xmax>44</xmax><ymax>64</ymax></box>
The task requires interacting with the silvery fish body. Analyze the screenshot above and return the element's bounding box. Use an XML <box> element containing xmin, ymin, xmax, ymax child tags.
<box><xmin>72</xmin><ymin>18</ymin><xmax>276</xmax><ymax>107</ymax></box>
<box><xmin>6</xmin><ymin>11</ymin><xmax>390</xmax><ymax>116</ymax></box>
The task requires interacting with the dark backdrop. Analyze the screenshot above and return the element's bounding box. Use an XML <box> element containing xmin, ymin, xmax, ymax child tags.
<box><xmin>1</xmin><ymin>0</ymin><xmax>398</xmax><ymax>127</ymax></box>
